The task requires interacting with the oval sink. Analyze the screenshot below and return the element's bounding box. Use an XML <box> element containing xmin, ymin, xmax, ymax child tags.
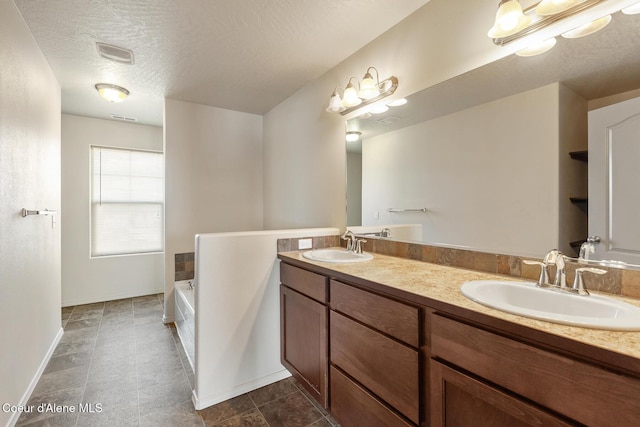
<box><xmin>461</xmin><ymin>280</ymin><xmax>640</xmax><ymax>331</ymax></box>
<box><xmin>303</xmin><ymin>249</ymin><xmax>373</xmax><ymax>263</ymax></box>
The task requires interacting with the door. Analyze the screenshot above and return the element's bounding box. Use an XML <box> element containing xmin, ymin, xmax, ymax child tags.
<box><xmin>430</xmin><ymin>361</ymin><xmax>575</xmax><ymax>427</ymax></box>
<box><xmin>280</xmin><ymin>285</ymin><xmax>328</xmax><ymax>408</ymax></box>
<box><xmin>588</xmin><ymin>96</ymin><xmax>640</xmax><ymax>265</ymax></box>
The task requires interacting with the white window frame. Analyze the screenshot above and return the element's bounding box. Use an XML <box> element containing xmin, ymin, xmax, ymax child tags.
<box><xmin>90</xmin><ymin>145</ymin><xmax>164</xmax><ymax>258</ymax></box>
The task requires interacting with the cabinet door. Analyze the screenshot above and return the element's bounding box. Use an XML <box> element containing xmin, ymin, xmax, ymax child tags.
<box><xmin>280</xmin><ymin>285</ymin><xmax>328</xmax><ymax>407</ymax></box>
<box><xmin>430</xmin><ymin>361</ymin><xmax>575</xmax><ymax>427</ymax></box>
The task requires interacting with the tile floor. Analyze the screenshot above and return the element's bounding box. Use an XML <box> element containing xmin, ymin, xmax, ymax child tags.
<box><xmin>17</xmin><ymin>295</ymin><xmax>339</xmax><ymax>427</ymax></box>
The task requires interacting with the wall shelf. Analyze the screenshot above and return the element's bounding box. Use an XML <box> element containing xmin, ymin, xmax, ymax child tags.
<box><xmin>569</xmin><ymin>150</ymin><xmax>588</xmax><ymax>162</ymax></box>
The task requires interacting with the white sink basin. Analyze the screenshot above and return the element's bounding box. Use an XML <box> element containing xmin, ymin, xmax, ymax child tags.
<box><xmin>303</xmin><ymin>249</ymin><xmax>373</xmax><ymax>263</ymax></box>
<box><xmin>461</xmin><ymin>280</ymin><xmax>640</xmax><ymax>331</ymax></box>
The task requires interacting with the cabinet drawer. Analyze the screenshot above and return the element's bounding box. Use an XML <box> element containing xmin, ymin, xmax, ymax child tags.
<box><xmin>331</xmin><ymin>311</ymin><xmax>419</xmax><ymax>424</ymax></box>
<box><xmin>280</xmin><ymin>262</ymin><xmax>328</xmax><ymax>303</ymax></box>
<box><xmin>431</xmin><ymin>314</ymin><xmax>640</xmax><ymax>426</ymax></box>
<box><xmin>331</xmin><ymin>366</ymin><xmax>413</xmax><ymax>427</ymax></box>
<box><xmin>330</xmin><ymin>280</ymin><xmax>420</xmax><ymax>347</ymax></box>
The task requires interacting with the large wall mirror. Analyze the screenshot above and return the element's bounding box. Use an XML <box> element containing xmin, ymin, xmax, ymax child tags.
<box><xmin>346</xmin><ymin>10</ymin><xmax>640</xmax><ymax>263</ymax></box>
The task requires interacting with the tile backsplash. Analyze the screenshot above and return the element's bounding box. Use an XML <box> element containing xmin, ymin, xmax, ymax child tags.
<box><xmin>175</xmin><ymin>252</ymin><xmax>195</xmax><ymax>281</ymax></box>
<box><xmin>342</xmin><ymin>238</ymin><xmax>640</xmax><ymax>299</ymax></box>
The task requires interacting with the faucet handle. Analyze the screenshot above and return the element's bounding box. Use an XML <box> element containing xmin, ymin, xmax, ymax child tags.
<box><xmin>355</xmin><ymin>238</ymin><xmax>367</xmax><ymax>254</ymax></box>
<box><xmin>571</xmin><ymin>267</ymin><xmax>607</xmax><ymax>296</ymax></box>
<box><xmin>523</xmin><ymin>260</ymin><xmax>551</xmax><ymax>288</ymax></box>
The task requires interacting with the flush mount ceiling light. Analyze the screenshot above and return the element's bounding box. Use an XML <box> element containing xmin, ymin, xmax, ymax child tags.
<box><xmin>95</xmin><ymin>83</ymin><xmax>130</xmax><ymax>103</ymax></box>
<box><xmin>489</xmin><ymin>0</ymin><xmax>636</xmax><ymax>57</ymax></box>
<box><xmin>345</xmin><ymin>131</ymin><xmax>362</xmax><ymax>142</ymax></box>
<box><xmin>326</xmin><ymin>67</ymin><xmax>398</xmax><ymax>116</ymax></box>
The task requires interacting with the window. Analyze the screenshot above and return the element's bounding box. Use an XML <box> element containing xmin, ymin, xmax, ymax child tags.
<box><xmin>91</xmin><ymin>146</ymin><xmax>163</xmax><ymax>257</ymax></box>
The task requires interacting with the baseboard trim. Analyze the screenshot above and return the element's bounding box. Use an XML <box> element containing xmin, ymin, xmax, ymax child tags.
<box><xmin>6</xmin><ymin>327</ymin><xmax>64</xmax><ymax>427</ymax></box>
<box><xmin>192</xmin><ymin>370</ymin><xmax>292</xmax><ymax>410</ymax></box>
<box><xmin>62</xmin><ymin>288</ymin><xmax>164</xmax><ymax>307</ymax></box>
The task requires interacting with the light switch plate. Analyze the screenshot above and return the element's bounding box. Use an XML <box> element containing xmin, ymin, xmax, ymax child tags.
<box><xmin>298</xmin><ymin>238</ymin><xmax>313</xmax><ymax>250</ymax></box>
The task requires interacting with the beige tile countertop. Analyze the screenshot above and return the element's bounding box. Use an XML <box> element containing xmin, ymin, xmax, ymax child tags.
<box><xmin>279</xmin><ymin>249</ymin><xmax>640</xmax><ymax>364</ymax></box>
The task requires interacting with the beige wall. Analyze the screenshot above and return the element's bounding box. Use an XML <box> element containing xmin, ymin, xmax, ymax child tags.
<box><xmin>262</xmin><ymin>0</ymin><xmax>507</xmax><ymax>230</ymax></box>
<box><xmin>361</xmin><ymin>84</ymin><xmax>561</xmax><ymax>258</ymax></box>
<box><xmin>61</xmin><ymin>114</ymin><xmax>164</xmax><ymax>306</ymax></box>
<box><xmin>0</xmin><ymin>2</ymin><xmax>62</xmax><ymax>425</ymax></box>
<box><xmin>164</xmin><ymin>99</ymin><xmax>263</xmax><ymax>321</ymax></box>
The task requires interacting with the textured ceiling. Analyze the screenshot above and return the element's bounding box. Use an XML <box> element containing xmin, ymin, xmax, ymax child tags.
<box><xmin>14</xmin><ymin>0</ymin><xmax>430</xmax><ymax>126</ymax></box>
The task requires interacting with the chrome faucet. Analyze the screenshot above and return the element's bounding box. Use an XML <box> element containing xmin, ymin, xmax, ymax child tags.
<box><xmin>544</xmin><ymin>249</ymin><xmax>569</xmax><ymax>290</ymax></box>
<box><xmin>341</xmin><ymin>230</ymin><xmax>367</xmax><ymax>254</ymax></box>
<box><xmin>381</xmin><ymin>228</ymin><xmax>392</xmax><ymax>238</ymax></box>
<box><xmin>341</xmin><ymin>230</ymin><xmax>356</xmax><ymax>252</ymax></box>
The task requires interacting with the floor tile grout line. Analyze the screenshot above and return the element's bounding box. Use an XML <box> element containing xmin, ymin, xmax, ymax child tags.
<box><xmin>73</xmin><ymin>302</ymin><xmax>103</xmax><ymax>427</ymax></box>
<box><xmin>132</xmin><ymin>298</ymin><xmax>142</xmax><ymax>427</ymax></box>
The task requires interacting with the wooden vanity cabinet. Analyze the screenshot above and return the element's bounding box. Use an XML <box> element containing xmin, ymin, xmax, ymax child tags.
<box><xmin>280</xmin><ymin>263</ymin><xmax>329</xmax><ymax>408</ymax></box>
<box><xmin>329</xmin><ymin>279</ymin><xmax>421</xmax><ymax>426</ymax></box>
<box><xmin>430</xmin><ymin>314</ymin><xmax>640</xmax><ymax>426</ymax></box>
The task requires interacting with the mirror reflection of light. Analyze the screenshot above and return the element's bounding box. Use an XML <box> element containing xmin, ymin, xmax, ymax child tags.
<box><xmin>562</xmin><ymin>15</ymin><xmax>612</xmax><ymax>38</ymax></box>
<box><xmin>368</xmin><ymin>104</ymin><xmax>389</xmax><ymax>114</ymax></box>
<box><xmin>516</xmin><ymin>37</ymin><xmax>557</xmax><ymax>57</ymax></box>
<box><xmin>387</xmin><ymin>98</ymin><xmax>408</xmax><ymax>107</ymax></box>
<box><xmin>622</xmin><ymin>1</ymin><xmax>640</xmax><ymax>14</ymax></box>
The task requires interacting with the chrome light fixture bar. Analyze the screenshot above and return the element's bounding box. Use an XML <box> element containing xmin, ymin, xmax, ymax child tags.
<box><xmin>326</xmin><ymin>67</ymin><xmax>398</xmax><ymax>116</ymax></box>
<box><xmin>490</xmin><ymin>0</ymin><xmax>607</xmax><ymax>46</ymax></box>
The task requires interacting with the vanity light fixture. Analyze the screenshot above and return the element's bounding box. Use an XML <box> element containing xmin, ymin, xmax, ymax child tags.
<box><xmin>95</xmin><ymin>83</ymin><xmax>130</xmax><ymax>103</ymax></box>
<box><xmin>489</xmin><ymin>0</ymin><xmax>634</xmax><ymax>57</ymax></box>
<box><xmin>326</xmin><ymin>67</ymin><xmax>398</xmax><ymax>116</ymax></box>
<box><xmin>345</xmin><ymin>131</ymin><xmax>362</xmax><ymax>142</ymax></box>
<box><xmin>488</xmin><ymin>0</ymin><xmax>532</xmax><ymax>39</ymax></box>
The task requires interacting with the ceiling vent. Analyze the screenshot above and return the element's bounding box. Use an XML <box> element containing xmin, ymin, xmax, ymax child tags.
<box><xmin>110</xmin><ymin>114</ymin><xmax>137</xmax><ymax>122</ymax></box>
<box><xmin>96</xmin><ymin>42</ymin><xmax>134</xmax><ymax>65</ymax></box>
<box><xmin>376</xmin><ymin>116</ymin><xmax>402</xmax><ymax>125</ymax></box>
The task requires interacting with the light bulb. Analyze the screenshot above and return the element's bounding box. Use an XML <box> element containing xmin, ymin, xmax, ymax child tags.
<box><xmin>488</xmin><ymin>0</ymin><xmax>531</xmax><ymax>39</ymax></box>
<box><xmin>342</xmin><ymin>82</ymin><xmax>362</xmax><ymax>108</ymax></box>
<box><xmin>358</xmin><ymin>72</ymin><xmax>380</xmax><ymax>100</ymax></box>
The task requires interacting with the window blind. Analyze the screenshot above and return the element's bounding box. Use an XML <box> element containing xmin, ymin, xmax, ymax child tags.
<box><xmin>91</xmin><ymin>146</ymin><xmax>164</xmax><ymax>257</ymax></box>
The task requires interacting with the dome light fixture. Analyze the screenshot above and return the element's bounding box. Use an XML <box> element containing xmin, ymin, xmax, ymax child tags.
<box><xmin>95</xmin><ymin>83</ymin><xmax>130</xmax><ymax>103</ymax></box>
<box><xmin>345</xmin><ymin>131</ymin><xmax>362</xmax><ymax>142</ymax></box>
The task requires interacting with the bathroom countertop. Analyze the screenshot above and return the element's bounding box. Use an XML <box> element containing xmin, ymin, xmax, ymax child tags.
<box><xmin>279</xmin><ymin>249</ymin><xmax>640</xmax><ymax>368</ymax></box>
